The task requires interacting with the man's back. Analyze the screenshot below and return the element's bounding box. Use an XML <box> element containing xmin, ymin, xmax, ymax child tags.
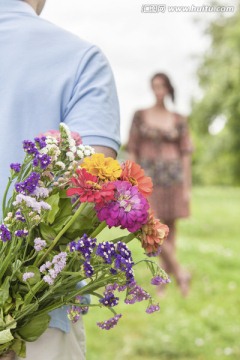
<box><xmin>0</xmin><ymin>0</ymin><xmax>120</xmax><ymax>207</ymax></box>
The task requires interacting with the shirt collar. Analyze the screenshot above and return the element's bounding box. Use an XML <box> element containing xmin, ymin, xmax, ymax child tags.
<box><xmin>0</xmin><ymin>0</ymin><xmax>37</xmax><ymax>16</ymax></box>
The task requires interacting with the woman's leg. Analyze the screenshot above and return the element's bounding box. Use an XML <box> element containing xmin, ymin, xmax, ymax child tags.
<box><xmin>159</xmin><ymin>219</ymin><xmax>190</xmax><ymax>297</ymax></box>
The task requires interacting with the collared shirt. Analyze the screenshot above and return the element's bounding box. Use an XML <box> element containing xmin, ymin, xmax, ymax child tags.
<box><xmin>0</xmin><ymin>0</ymin><xmax>120</xmax><ymax>332</ymax></box>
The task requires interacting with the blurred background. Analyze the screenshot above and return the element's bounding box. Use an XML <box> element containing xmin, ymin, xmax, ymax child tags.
<box><xmin>43</xmin><ymin>0</ymin><xmax>239</xmax><ymax>359</ymax></box>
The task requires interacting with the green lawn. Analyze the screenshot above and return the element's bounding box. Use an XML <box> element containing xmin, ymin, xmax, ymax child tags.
<box><xmin>85</xmin><ymin>187</ymin><xmax>240</xmax><ymax>360</ymax></box>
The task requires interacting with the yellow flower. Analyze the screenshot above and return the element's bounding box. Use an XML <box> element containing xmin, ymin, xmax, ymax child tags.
<box><xmin>81</xmin><ymin>153</ymin><xmax>122</xmax><ymax>181</ymax></box>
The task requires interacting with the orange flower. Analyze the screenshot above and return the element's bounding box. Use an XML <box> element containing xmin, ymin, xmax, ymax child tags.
<box><xmin>81</xmin><ymin>153</ymin><xmax>122</xmax><ymax>181</ymax></box>
<box><xmin>121</xmin><ymin>160</ymin><xmax>153</xmax><ymax>197</ymax></box>
<box><xmin>140</xmin><ymin>211</ymin><xmax>169</xmax><ymax>254</ymax></box>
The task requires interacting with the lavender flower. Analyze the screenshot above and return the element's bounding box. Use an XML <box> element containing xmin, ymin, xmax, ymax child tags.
<box><xmin>32</xmin><ymin>187</ymin><xmax>49</xmax><ymax>199</ymax></box>
<box><xmin>97</xmin><ymin>314</ymin><xmax>122</xmax><ymax>330</ymax></box>
<box><xmin>43</xmin><ymin>275</ymin><xmax>54</xmax><ymax>285</ymax></box>
<box><xmin>22</xmin><ymin>272</ymin><xmax>34</xmax><ymax>282</ymax></box>
<box><xmin>15</xmin><ymin>172</ymin><xmax>40</xmax><ymax>195</ymax></box>
<box><xmin>34</xmin><ymin>238</ymin><xmax>47</xmax><ymax>251</ymax></box>
<box><xmin>41</xmin><ymin>252</ymin><xmax>67</xmax><ymax>285</ymax></box>
<box><xmin>0</xmin><ymin>224</ymin><xmax>11</xmax><ymax>242</ymax></box>
<box><xmin>125</xmin><ymin>284</ymin><xmax>150</xmax><ymax>304</ymax></box>
<box><xmin>146</xmin><ymin>303</ymin><xmax>160</xmax><ymax>314</ymax></box>
<box><xmin>10</xmin><ymin>163</ymin><xmax>21</xmax><ymax>173</ymax></box>
<box><xmin>95</xmin><ymin>181</ymin><xmax>149</xmax><ymax>232</ymax></box>
<box><xmin>15</xmin><ymin>229</ymin><xmax>28</xmax><ymax>237</ymax></box>
<box><xmin>13</xmin><ymin>194</ymin><xmax>51</xmax><ymax>213</ymax></box>
<box><xmin>23</xmin><ymin>140</ymin><xmax>38</xmax><ymax>155</ymax></box>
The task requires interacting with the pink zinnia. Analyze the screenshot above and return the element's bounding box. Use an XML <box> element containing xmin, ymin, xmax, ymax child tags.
<box><xmin>95</xmin><ymin>181</ymin><xmax>149</xmax><ymax>232</ymax></box>
<box><xmin>66</xmin><ymin>168</ymin><xmax>115</xmax><ymax>204</ymax></box>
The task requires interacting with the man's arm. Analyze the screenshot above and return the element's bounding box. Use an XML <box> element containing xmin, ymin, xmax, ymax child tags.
<box><xmin>93</xmin><ymin>145</ymin><xmax>117</xmax><ymax>159</ymax></box>
<box><xmin>63</xmin><ymin>45</ymin><xmax>121</xmax><ymax>155</ymax></box>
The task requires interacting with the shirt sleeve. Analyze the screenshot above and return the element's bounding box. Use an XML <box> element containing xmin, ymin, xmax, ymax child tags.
<box><xmin>63</xmin><ymin>45</ymin><xmax>121</xmax><ymax>153</ymax></box>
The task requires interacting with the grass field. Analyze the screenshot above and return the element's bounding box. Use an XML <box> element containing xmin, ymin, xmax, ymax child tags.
<box><xmin>85</xmin><ymin>187</ymin><xmax>240</xmax><ymax>360</ymax></box>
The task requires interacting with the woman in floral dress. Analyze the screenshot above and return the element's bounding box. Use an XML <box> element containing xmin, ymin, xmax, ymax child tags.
<box><xmin>127</xmin><ymin>73</ymin><xmax>193</xmax><ymax>296</ymax></box>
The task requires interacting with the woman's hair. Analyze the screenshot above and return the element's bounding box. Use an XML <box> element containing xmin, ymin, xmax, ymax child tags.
<box><xmin>151</xmin><ymin>72</ymin><xmax>175</xmax><ymax>102</ymax></box>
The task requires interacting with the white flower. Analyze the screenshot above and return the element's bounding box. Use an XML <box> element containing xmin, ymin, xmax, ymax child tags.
<box><xmin>70</xmin><ymin>145</ymin><xmax>77</xmax><ymax>153</ymax></box>
<box><xmin>66</xmin><ymin>151</ymin><xmax>75</xmax><ymax>161</ymax></box>
<box><xmin>55</xmin><ymin>161</ymin><xmax>66</xmax><ymax>170</ymax></box>
<box><xmin>77</xmin><ymin>149</ymin><xmax>84</xmax><ymax>159</ymax></box>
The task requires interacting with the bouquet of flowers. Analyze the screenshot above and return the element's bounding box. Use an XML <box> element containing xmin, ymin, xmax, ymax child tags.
<box><xmin>0</xmin><ymin>124</ymin><xmax>170</xmax><ymax>359</ymax></box>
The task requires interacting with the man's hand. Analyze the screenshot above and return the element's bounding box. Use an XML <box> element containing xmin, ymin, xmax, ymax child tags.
<box><xmin>92</xmin><ymin>146</ymin><xmax>117</xmax><ymax>159</ymax></box>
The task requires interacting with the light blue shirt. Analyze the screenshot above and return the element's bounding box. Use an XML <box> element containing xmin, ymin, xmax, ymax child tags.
<box><xmin>0</xmin><ymin>0</ymin><xmax>121</xmax><ymax>332</ymax></box>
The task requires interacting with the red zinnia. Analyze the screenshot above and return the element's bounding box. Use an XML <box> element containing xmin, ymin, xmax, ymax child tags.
<box><xmin>121</xmin><ymin>160</ymin><xmax>153</xmax><ymax>197</ymax></box>
<box><xmin>67</xmin><ymin>168</ymin><xmax>115</xmax><ymax>204</ymax></box>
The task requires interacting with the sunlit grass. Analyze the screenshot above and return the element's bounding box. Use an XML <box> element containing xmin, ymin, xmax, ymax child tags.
<box><xmin>85</xmin><ymin>187</ymin><xmax>240</xmax><ymax>360</ymax></box>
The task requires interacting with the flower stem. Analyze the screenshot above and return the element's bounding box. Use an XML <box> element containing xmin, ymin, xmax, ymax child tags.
<box><xmin>90</xmin><ymin>221</ymin><xmax>107</xmax><ymax>238</ymax></box>
<box><xmin>35</xmin><ymin>202</ymin><xmax>87</xmax><ymax>266</ymax></box>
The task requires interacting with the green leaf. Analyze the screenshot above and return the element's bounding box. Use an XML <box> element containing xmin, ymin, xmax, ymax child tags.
<box><xmin>39</xmin><ymin>223</ymin><xmax>57</xmax><ymax>243</ymax></box>
<box><xmin>0</xmin><ymin>277</ymin><xmax>10</xmax><ymax>306</ymax></box>
<box><xmin>17</xmin><ymin>313</ymin><xmax>50</xmax><ymax>342</ymax></box>
<box><xmin>11</xmin><ymin>338</ymin><xmax>26</xmax><ymax>357</ymax></box>
<box><xmin>0</xmin><ymin>329</ymin><xmax>14</xmax><ymax>345</ymax></box>
<box><xmin>46</xmin><ymin>193</ymin><xmax>60</xmax><ymax>224</ymax></box>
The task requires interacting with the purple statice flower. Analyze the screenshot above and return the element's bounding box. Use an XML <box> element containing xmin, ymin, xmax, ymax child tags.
<box><xmin>75</xmin><ymin>296</ymin><xmax>89</xmax><ymax>315</ymax></box>
<box><xmin>99</xmin><ymin>290</ymin><xmax>119</xmax><ymax>307</ymax></box>
<box><xmin>96</xmin><ymin>241</ymin><xmax>116</xmax><ymax>264</ymax></box>
<box><xmin>23</xmin><ymin>140</ymin><xmax>39</xmax><ymax>155</ymax></box>
<box><xmin>22</xmin><ymin>272</ymin><xmax>35</xmax><ymax>282</ymax></box>
<box><xmin>70</xmin><ymin>234</ymin><xmax>97</xmax><ymax>261</ymax></box>
<box><xmin>34</xmin><ymin>238</ymin><xmax>47</xmax><ymax>251</ymax></box>
<box><xmin>10</xmin><ymin>163</ymin><xmax>21</xmax><ymax>173</ymax></box>
<box><xmin>151</xmin><ymin>274</ymin><xmax>171</xmax><ymax>286</ymax></box>
<box><xmin>33</xmin><ymin>153</ymin><xmax>51</xmax><ymax>169</ymax></box>
<box><xmin>118</xmin><ymin>280</ymin><xmax>136</xmax><ymax>292</ymax></box>
<box><xmin>95</xmin><ymin>181</ymin><xmax>149</xmax><ymax>232</ymax></box>
<box><xmin>146</xmin><ymin>303</ymin><xmax>160</xmax><ymax>314</ymax></box>
<box><xmin>83</xmin><ymin>261</ymin><xmax>94</xmax><ymax>277</ymax></box>
<box><xmin>97</xmin><ymin>314</ymin><xmax>122</xmax><ymax>330</ymax></box>
<box><xmin>67</xmin><ymin>306</ymin><xmax>82</xmax><ymax>323</ymax></box>
<box><xmin>146</xmin><ymin>247</ymin><xmax>162</xmax><ymax>257</ymax></box>
<box><xmin>15</xmin><ymin>172</ymin><xmax>40</xmax><ymax>195</ymax></box>
<box><xmin>105</xmin><ymin>283</ymin><xmax>118</xmax><ymax>292</ymax></box>
<box><xmin>125</xmin><ymin>284</ymin><xmax>150</xmax><ymax>304</ymax></box>
<box><xmin>114</xmin><ymin>255</ymin><xmax>134</xmax><ymax>283</ymax></box>
<box><xmin>114</xmin><ymin>242</ymin><xmax>135</xmax><ymax>283</ymax></box>
<box><xmin>15</xmin><ymin>210</ymin><xmax>25</xmax><ymax>222</ymax></box>
<box><xmin>0</xmin><ymin>224</ymin><xmax>11</xmax><ymax>242</ymax></box>
<box><xmin>15</xmin><ymin>229</ymin><xmax>28</xmax><ymax>237</ymax></box>
<box><xmin>34</xmin><ymin>136</ymin><xmax>47</xmax><ymax>149</ymax></box>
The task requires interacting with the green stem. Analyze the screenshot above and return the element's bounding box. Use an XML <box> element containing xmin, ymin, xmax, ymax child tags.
<box><xmin>111</xmin><ymin>232</ymin><xmax>136</xmax><ymax>244</ymax></box>
<box><xmin>36</xmin><ymin>202</ymin><xmax>87</xmax><ymax>266</ymax></box>
<box><xmin>90</xmin><ymin>221</ymin><xmax>107</xmax><ymax>238</ymax></box>
<box><xmin>2</xmin><ymin>177</ymin><xmax>13</xmax><ymax>218</ymax></box>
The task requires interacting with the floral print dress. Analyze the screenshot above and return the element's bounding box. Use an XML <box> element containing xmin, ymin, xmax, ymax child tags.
<box><xmin>127</xmin><ymin>110</ymin><xmax>193</xmax><ymax>221</ymax></box>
